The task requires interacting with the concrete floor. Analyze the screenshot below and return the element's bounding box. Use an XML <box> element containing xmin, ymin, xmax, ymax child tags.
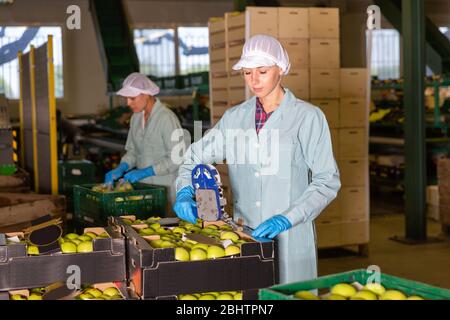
<box><xmin>318</xmin><ymin>206</ymin><xmax>450</xmax><ymax>290</ymax></box>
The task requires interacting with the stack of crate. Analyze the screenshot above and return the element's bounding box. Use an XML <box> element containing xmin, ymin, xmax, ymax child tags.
<box><xmin>279</xmin><ymin>8</ymin><xmax>310</xmax><ymax>100</ymax></box>
<box><xmin>315</xmin><ymin>67</ymin><xmax>370</xmax><ymax>254</ymax></box>
<box><xmin>312</xmin><ymin>6</ymin><xmax>369</xmax><ymax>253</ymax></box>
<box><xmin>208</xmin><ymin>7</ymin><xmax>370</xmax><ymax>252</ymax></box>
<box><xmin>208</xmin><ymin>17</ymin><xmax>228</xmax><ymax>125</ymax></box>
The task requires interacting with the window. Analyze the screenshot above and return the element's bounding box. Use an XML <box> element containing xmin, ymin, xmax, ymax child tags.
<box><xmin>134</xmin><ymin>29</ymin><xmax>175</xmax><ymax>77</ymax></box>
<box><xmin>368</xmin><ymin>29</ymin><xmax>400</xmax><ymax>80</ymax></box>
<box><xmin>178</xmin><ymin>27</ymin><xmax>209</xmax><ymax>75</ymax></box>
<box><xmin>134</xmin><ymin>27</ymin><xmax>209</xmax><ymax>77</ymax></box>
<box><xmin>0</xmin><ymin>26</ymin><xmax>63</xmax><ymax>99</ymax></box>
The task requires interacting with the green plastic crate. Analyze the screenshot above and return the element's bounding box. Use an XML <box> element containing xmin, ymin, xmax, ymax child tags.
<box><xmin>0</xmin><ymin>164</ymin><xmax>16</xmax><ymax>176</ymax></box>
<box><xmin>73</xmin><ymin>183</ymin><xmax>167</xmax><ymax>225</ymax></box>
<box><xmin>259</xmin><ymin>269</ymin><xmax>450</xmax><ymax>300</ymax></box>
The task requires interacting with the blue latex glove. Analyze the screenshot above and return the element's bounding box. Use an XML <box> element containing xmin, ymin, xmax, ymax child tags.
<box><xmin>123</xmin><ymin>166</ymin><xmax>155</xmax><ymax>183</ymax></box>
<box><xmin>252</xmin><ymin>215</ymin><xmax>293</xmax><ymax>239</ymax></box>
<box><xmin>173</xmin><ymin>186</ymin><xmax>198</xmax><ymax>224</ymax></box>
<box><xmin>105</xmin><ymin>162</ymin><xmax>129</xmax><ymax>184</ymax></box>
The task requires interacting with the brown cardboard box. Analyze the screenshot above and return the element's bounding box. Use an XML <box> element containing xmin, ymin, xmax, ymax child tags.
<box><xmin>330</xmin><ymin>128</ymin><xmax>339</xmax><ymax>159</ymax></box>
<box><xmin>310</xmin><ymin>39</ymin><xmax>340</xmax><ymax>69</ymax></box>
<box><xmin>310</xmin><ymin>69</ymin><xmax>340</xmax><ymax>99</ymax></box>
<box><xmin>246</xmin><ymin>7</ymin><xmax>278</xmax><ymax>37</ymax></box>
<box><xmin>209</xmin><ymin>18</ymin><xmax>226</xmax><ymax>48</ymax></box>
<box><xmin>340</xmin><ymin>98</ymin><xmax>367</xmax><ymax>127</ymax></box>
<box><xmin>309</xmin><ymin>8</ymin><xmax>339</xmax><ymax>38</ymax></box>
<box><xmin>282</xmin><ymin>70</ymin><xmax>309</xmax><ymax>100</ymax></box>
<box><xmin>210</xmin><ymin>59</ymin><xmax>227</xmax><ymax>76</ymax></box>
<box><xmin>311</xmin><ymin>99</ymin><xmax>339</xmax><ymax>128</ymax></box>
<box><xmin>211</xmin><ymin>104</ymin><xmax>229</xmax><ymax>119</ymax></box>
<box><xmin>339</xmin><ymin>128</ymin><xmax>367</xmax><ymax>158</ymax></box>
<box><xmin>341</xmin><ymin>220</ymin><xmax>369</xmax><ymax>245</ymax></box>
<box><xmin>316</xmin><ymin>197</ymin><xmax>341</xmax><ymax>223</ymax></box>
<box><xmin>316</xmin><ymin>221</ymin><xmax>342</xmax><ymax>248</ymax></box>
<box><xmin>278</xmin><ymin>8</ymin><xmax>309</xmax><ymax>38</ymax></box>
<box><xmin>228</xmin><ymin>72</ymin><xmax>245</xmax><ymax>104</ymax></box>
<box><xmin>340</xmin><ymin>187</ymin><xmax>368</xmax><ymax>220</ymax></box>
<box><xmin>225</xmin><ymin>12</ymin><xmax>245</xmax><ymax>44</ymax></box>
<box><xmin>211</xmin><ymin>74</ymin><xmax>228</xmax><ymax>90</ymax></box>
<box><xmin>280</xmin><ymin>39</ymin><xmax>309</xmax><ymax>69</ymax></box>
<box><xmin>340</xmin><ymin>68</ymin><xmax>368</xmax><ymax>97</ymax></box>
<box><xmin>211</xmin><ymin>88</ymin><xmax>228</xmax><ymax>104</ymax></box>
<box><xmin>338</xmin><ymin>159</ymin><xmax>368</xmax><ymax>187</ymax></box>
<box><xmin>227</xmin><ymin>44</ymin><xmax>243</xmax><ymax>72</ymax></box>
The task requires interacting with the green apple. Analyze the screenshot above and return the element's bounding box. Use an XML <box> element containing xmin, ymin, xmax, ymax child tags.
<box><xmin>85</xmin><ymin>288</ymin><xmax>103</xmax><ymax>298</ymax></box>
<box><xmin>380</xmin><ymin>290</ymin><xmax>407</xmax><ymax>300</ymax></box>
<box><xmin>60</xmin><ymin>241</ymin><xmax>77</xmax><ymax>254</ymax></box>
<box><xmin>326</xmin><ymin>294</ymin><xmax>347</xmax><ymax>300</ymax></box>
<box><xmin>102</xmin><ymin>287</ymin><xmax>120</xmax><ymax>297</ymax></box>
<box><xmin>294</xmin><ymin>291</ymin><xmax>320</xmax><ymax>300</ymax></box>
<box><xmin>330</xmin><ymin>283</ymin><xmax>357</xmax><ymax>298</ymax></box>
<box><xmin>192</xmin><ymin>243</ymin><xmax>209</xmax><ymax>251</ymax></box>
<box><xmin>10</xmin><ymin>294</ymin><xmax>27</xmax><ymax>300</ymax></box>
<box><xmin>98</xmin><ymin>232</ymin><xmax>109</xmax><ymax>238</ymax></box>
<box><xmin>205</xmin><ymin>224</ymin><xmax>219</xmax><ymax>230</ymax></box>
<box><xmin>200</xmin><ymin>228</ymin><xmax>214</xmax><ymax>235</ymax></box>
<box><xmin>30</xmin><ymin>288</ymin><xmax>45</xmax><ymax>294</ymax></box>
<box><xmin>58</xmin><ymin>238</ymin><xmax>65</xmax><ymax>244</ymax></box>
<box><xmin>110</xmin><ymin>295</ymin><xmax>123</xmax><ymax>300</ymax></box>
<box><xmin>220</xmin><ymin>231</ymin><xmax>240</xmax><ymax>242</ymax></box>
<box><xmin>407</xmin><ymin>296</ymin><xmax>424</xmax><ymax>300</ymax></box>
<box><xmin>150</xmin><ymin>223</ymin><xmax>161</xmax><ymax>230</ymax></box>
<box><xmin>156</xmin><ymin>228</ymin><xmax>169</xmax><ymax>235</ymax></box>
<box><xmin>205</xmin><ymin>292</ymin><xmax>220</xmax><ymax>298</ymax></box>
<box><xmin>172</xmin><ymin>227</ymin><xmax>186</xmax><ymax>234</ymax></box>
<box><xmin>65</xmin><ymin>233</ymin><xmax>79</xmax><ymax>240</ymax></box>
<box><xmin>216</xmin><ymin>293</ymin><xmax>234</xmax><ymax>300</ymax></box>
<box><xmin>160</xmin><ymin>241</ymin><xmax>176</xmax><ymax>248</ymax></box>
<box><xmin>190</xmin><ymin>248</ymin><xmax>207</xmax><ymax>261</ymax></box>
<box><xmin>99</xmin><ymin>294</ymin><xmax>111</xmax><ymax>300</ymax></box>
<box><xmin>363</xmin><ymin>283</ymin><xmax>386</xmax><ymax>296</ymax></box>
<box><xmin>78</xmin><ymin>293</ymin><xmax>94</xmax><ymax>300</ymax></box>
<box><xmin>175</xmin><ymin>247</ymin><xmax>190</xmax><ymax>261</ymax></box>
<box><xmin>139</xmin><ymin>228</ymin><xmax>156</xmax><ymax>236</ymax></box>
<box><xmin>77</xmin><ymin>241</ymin><xmax>93</xmax><ymax>253</ymax></box>
<box><xmin>219</xmin><ymin>225</ymin><xmax>233</xmax><ymax>231</ymax></box>
<box><xmin>28</xmin><ymin>293</ymin><xmax>43</xmax><ymax>300</ymax></box>
<box><xmin>350</xmin><ymin>290</ymin><xmax>377</xmax><ymax>300</ymax></box>
<box><xmin>199</xmin><ymin>294</ymin><xmax>216</xmax><ymax>300</ymax></box>
<box><xmin>225</xmin><ymin>245</ymin><xmax>241</xmax><ymax>256</ymax></box>
<box><xmin>133</xmin><ymin>219</ymin><xmax>143</xmax><ymax>224</ymax></box>
<box><xmin>207</xmin><ymin>246</ymin><xmax>226</xmax><ymax>259</ymax></box>
<box><xmin>234</xmin><ymin>292</ymin><xmax>243</xmax><ymax>300</ymax></box>
<box><xmin>122</xmin><ymin>219</ymin><xmax>133</xmax><ymax>225</ymax></box>
<box><xmin>70</xmin><ymin>239</ymin><xmax>82</xmax><ymax>246</ymax></box>
<box><xmin>77</xmin><ymin>235</ymin><xmax>92</xmax><ymax>242</ymax></box>
<box><xmin>27</xmin><ymin>245</ymin><xmax>39</xmax><ymax>255</ymax></box>
<box><xmin>84</xmin><ymin>232</ymin><xmax>98</xmax><ymax>239</ymax></box>
<box><xmin>179</xmin><ymin>294</ymin><xmax>197</xmax><ymax>300</ymax></box>
<box><xmin>149</xmin><ymin>240</ymin><xmax>164</xmax><ymax>248</ymax></box>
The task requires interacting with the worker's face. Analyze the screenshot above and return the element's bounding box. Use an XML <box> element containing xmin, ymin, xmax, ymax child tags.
<box><xmin>126</xmin><ymin>94</ymin><xmax>149</xmax><ymax>113</ymax></box>
<box><xmin>243</xmin><ymin>66</ymin><xmax>283</xmax><ymax>98</ymax></box>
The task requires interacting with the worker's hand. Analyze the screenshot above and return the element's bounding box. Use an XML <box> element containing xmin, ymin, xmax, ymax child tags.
<box><xmin>173</xmin><ymin>186</ymin><xmax>198</xmax><ymax>224</ymax></box>
<box><xmin>123</xmin><ymin>166</ymin><xmax>155</xmax><ymax>183</ymax></box>
<box><xmin>252</xmin><ymin>215</ymin><xmax>292</xmax><ymax>239</ymax></box>
<box><xmin>104</xmin><ymin>162</ymin><xmax>129</xmax><ymax>184</ymax></box>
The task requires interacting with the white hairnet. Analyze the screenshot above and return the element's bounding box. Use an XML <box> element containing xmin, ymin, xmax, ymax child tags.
<box><xmin>116</xmin><ymin>72</ymin><xmax>160</xmax><ymax>97</ymax></box>
<box><xmin>232</xmin><ymin>34</ymin><xmax>290</xmax><ymax>75</ymax></box>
